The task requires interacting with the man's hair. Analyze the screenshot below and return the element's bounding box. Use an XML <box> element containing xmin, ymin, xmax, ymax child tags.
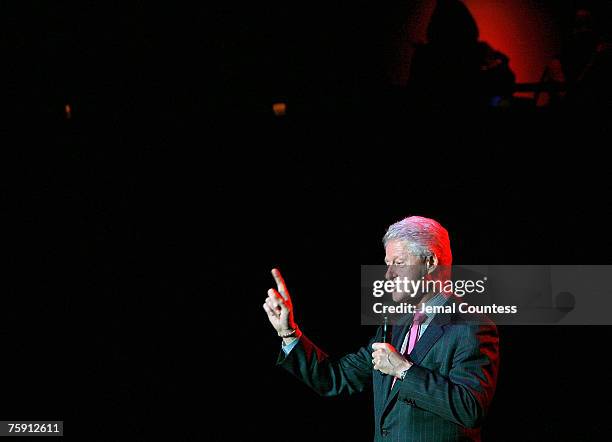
<box><xmin>382</xmin><ymin>216</ymin><xmax>452</xmax><ymax>265</ymax></box>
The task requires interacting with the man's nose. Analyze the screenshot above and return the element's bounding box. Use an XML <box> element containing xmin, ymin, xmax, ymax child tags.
<box><xmin>385</xmin><ymin>265</ymin><xmax>396</xmax><ymax>281</ymax></box>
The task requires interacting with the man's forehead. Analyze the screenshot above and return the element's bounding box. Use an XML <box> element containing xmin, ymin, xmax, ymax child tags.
<box><xmin>385</xmin><ymin>240</ymin><xmax>408</xmax><ymax>257</ymax></box>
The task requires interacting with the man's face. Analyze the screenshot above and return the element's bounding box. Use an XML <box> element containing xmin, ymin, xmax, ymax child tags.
<box><xmin>384</xmin><ymin>240</ymin><xmax>427</xmax><ymax>303</ymax></box>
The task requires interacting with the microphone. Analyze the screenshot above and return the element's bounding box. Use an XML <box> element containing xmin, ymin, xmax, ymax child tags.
<box><xmin>383</xmin><ymin>316</ymin><xmax>388</xmax><ymax>343</ymax></box>
<box><xmin>381</xmin><ymin>316</ymin><xmax>389</xmax><ymax>376</ymax></box>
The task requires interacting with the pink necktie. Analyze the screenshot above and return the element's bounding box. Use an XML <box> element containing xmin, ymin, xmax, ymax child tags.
<box><xmin>391</xmin><ymin>312</ymin><xmax>427</xmax><ymax>389</ymax></box>
<box><xmin>406</xmin><ymin>312</ymin><xmax>427</xmax><ymax>355</ymax></box>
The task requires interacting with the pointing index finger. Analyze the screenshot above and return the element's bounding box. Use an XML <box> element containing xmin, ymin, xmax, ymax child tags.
<box><xmin>271</xmin><ymin>268</ymin><xmax>289</xmax><ymax>300</ymax></box>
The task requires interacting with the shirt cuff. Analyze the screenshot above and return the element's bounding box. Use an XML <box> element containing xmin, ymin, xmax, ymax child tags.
<box><xmin>281</xmin><ymin>337</ymin><xmax>300</xmax><ymax>355</ymax></box>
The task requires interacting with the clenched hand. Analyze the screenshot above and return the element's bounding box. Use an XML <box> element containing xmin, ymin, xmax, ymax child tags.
<box><xmin>371</xmin><ymin>343</ymin><xmax>412</xmax><ymax>378</ymax></box>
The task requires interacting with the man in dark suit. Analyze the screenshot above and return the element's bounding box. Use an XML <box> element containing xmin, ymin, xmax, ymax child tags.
<box><xmin>263</xmin><ymin>216</ymin><xmax>499</xmax><ymax>441</ymax></box>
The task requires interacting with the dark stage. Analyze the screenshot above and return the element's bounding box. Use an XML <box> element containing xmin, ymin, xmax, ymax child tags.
<box><xmin>3</xmin><ymin>1</ymin><xmax>612</xmax><ymax>441</ymax></box>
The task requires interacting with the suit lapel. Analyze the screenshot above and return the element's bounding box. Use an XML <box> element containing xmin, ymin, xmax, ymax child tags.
<box><xmin>381</xmin><ymin>300</ymin><xmax>454</xmax><ymax>416</ymax></box>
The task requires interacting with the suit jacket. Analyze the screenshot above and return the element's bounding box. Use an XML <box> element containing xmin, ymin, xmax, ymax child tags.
<box><xmin>277</xmin><ymin>297</ymin><xmax>499</xmax><ymax>441</ymax></box>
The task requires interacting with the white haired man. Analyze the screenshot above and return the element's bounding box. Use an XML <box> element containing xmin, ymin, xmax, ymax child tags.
<box><xmin>263</xmin><ymin>216</ymin><xmax>499</xmax><ymax>441</ymax></box>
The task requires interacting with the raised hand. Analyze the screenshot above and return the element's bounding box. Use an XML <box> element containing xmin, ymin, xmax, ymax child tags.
<box><xmin>263</xmin><ymin>268</ymin><xmax>298</xmax><ymax>338</ymax></box>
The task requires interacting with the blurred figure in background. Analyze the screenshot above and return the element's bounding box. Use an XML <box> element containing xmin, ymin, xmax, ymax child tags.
<box><xmin>407</xmin><ymin>0</ymin><xmax>515</xmax><ymax>112</ymax></box>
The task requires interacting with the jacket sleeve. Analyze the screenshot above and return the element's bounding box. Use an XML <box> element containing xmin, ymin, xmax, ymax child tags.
<box><xmin>276</xmin><ymin>327</ymin><xmax>382</xmax><ymax>397</ymax></box>
<box><xmin>397</xmin><ymin>322</ymin><xmax>499</xmax><ymax>428</ymax></box>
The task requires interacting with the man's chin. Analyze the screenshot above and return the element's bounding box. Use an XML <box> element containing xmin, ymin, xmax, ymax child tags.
<box><xmin>392</xmin><ymin>292</ymin><xmax>418</xmax><ymax>303</ymax></box>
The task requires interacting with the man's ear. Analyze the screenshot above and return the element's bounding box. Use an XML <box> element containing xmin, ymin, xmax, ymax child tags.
<box><xmin>426</xmin><ymin>255</ymin><xmax>439</xmax><ymax>274</ymax></box>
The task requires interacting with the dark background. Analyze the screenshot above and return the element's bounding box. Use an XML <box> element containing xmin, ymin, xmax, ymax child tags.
<box><xmin>2</xmin><ymin>1</ymin><xmax>611</xmax><ymax>441</ymax></box>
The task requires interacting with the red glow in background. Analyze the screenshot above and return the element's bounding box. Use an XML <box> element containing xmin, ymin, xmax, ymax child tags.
<box><xmin>392</xmin><ymin>0</ymin><xmax>562</xmax><ymax>85</ymax></box>
<box><xmin>463</xmin><ymin>0</ymin><xmax>560</xmax><ymax>83</ymax></box>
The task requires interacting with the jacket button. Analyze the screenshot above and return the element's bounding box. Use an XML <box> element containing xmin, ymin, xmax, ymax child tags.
<box><xmin>381</xmin><ymin>428</ymin><xmax>390</xmax><ymax>436</ymax></box>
